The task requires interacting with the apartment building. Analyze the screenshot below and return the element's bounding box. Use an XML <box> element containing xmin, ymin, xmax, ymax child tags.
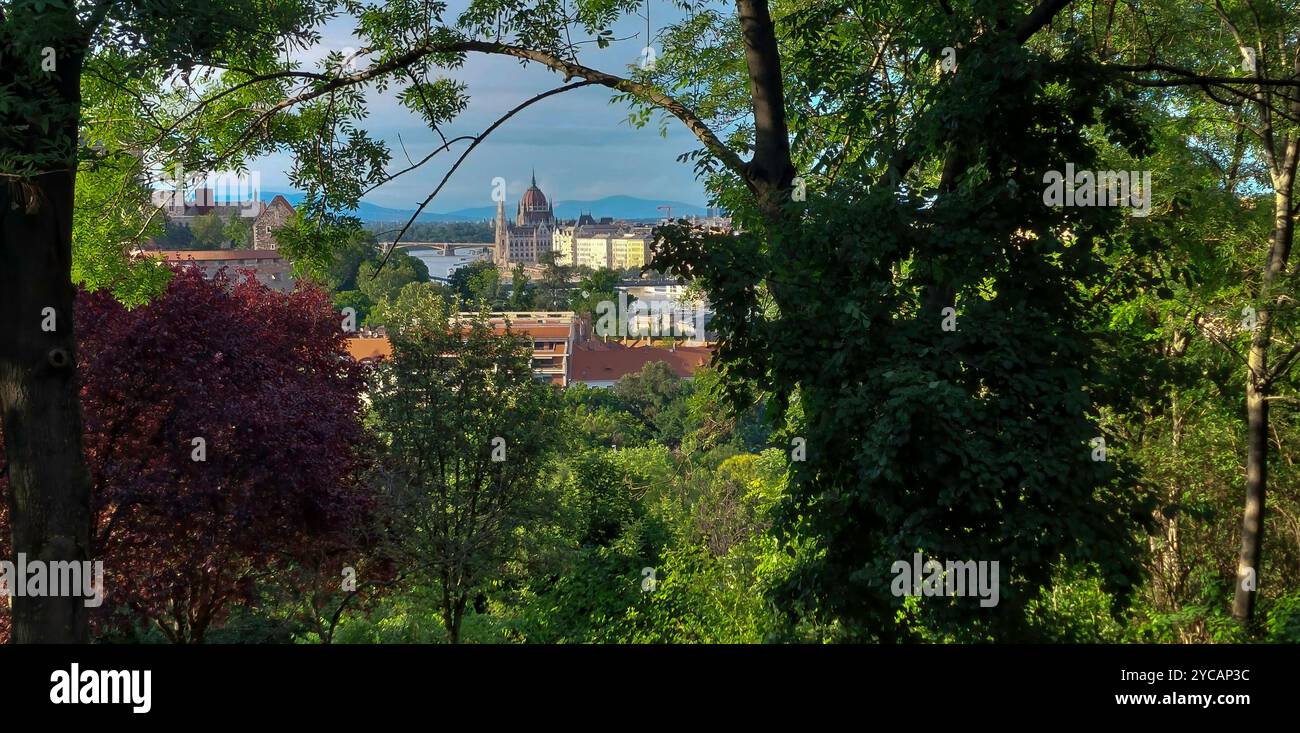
<box><xmin>345</xmin><ymin>311</ymin><xmax>578</xmax><ymax>387</ymax></box>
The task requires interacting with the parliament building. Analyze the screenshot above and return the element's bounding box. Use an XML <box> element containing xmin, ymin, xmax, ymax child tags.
<box><xmin>494</xmin><ymin>172</ymin><xmax>556</xmax><ymax>266</ymax></box>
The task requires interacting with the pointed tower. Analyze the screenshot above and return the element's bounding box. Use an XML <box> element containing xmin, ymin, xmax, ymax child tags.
<box><xmin>494</xmin><ymin>195</ymin><xmax>508</xmax><ymax>266</ymax></box>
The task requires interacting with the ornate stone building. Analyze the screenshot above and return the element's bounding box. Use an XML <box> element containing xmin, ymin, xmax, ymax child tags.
<box><xmin>494</xmin><ymin>172</ymin><xmax>555</xmax><ymax>266</ymax></box>
<box><xmin>253</xmin><ymin>194</ymin><xmax>295</xmax><ymax>250</ymax></box>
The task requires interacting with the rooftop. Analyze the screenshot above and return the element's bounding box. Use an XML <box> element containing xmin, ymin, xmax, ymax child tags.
<box><xmin>569</xmin><ymin>342</ymin><xmax>713</xmax><ymax>383</ymax></box>
<box><xmin>147</xmin><ymin>250</ymin><xmax>286</xmax><ymax>261</ymax></box>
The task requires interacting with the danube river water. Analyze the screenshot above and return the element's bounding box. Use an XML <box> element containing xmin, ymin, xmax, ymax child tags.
<box><xmin>405</xmin><ymin>246</ymin><xmax>492</xmax><ymax>281</ymax></box>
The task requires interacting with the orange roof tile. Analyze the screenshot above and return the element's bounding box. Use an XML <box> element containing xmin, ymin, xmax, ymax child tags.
<box><xmin>569</xmin><ymin>343</ymin><xmax>713</xmax><ymax>382</ymax></box>
<box><xmin>346</xmin><ymin>337</ymin><xmax>392</xmax><ymax>361</ymax></box>
<box><xmin>150</xmin><ymin>250</ymin><xmax>286</xmax><ymax>262</ymax></box>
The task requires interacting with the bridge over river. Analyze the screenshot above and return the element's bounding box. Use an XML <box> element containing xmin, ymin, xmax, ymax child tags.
<box><xmin>384</xmin><ymin>241</ymin><xmax>495</xmax><ymax>255</ymax></box>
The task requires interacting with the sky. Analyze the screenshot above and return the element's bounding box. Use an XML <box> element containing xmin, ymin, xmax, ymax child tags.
<box><xmin>251</xmin><ymin>3</ymin><xmax>717</xmax><ymax>212</ymax></box>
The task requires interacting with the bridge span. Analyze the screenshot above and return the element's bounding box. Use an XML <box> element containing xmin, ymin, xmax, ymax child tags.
<box><xmin>385</xmin><ymin>241</ymin><xmax>495</xmax><ymax>255</ymax></box>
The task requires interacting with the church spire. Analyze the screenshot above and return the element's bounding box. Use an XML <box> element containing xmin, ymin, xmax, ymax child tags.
<box><xmin>531</xmin><ymin>168</ymin><xmax>536</xmax><ymax>187</ymax></box>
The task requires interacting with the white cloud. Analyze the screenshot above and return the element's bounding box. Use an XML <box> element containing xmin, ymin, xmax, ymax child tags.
<box><xmin>248</xmin><ymin>5</ymin><xmax>716</xmax><ymax>212</ymax></box>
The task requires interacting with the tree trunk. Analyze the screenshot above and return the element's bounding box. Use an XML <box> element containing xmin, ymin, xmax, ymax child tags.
<box><xmin>1233</xmin><ymin>172</ymin><xmax>1295</xmax><ymax>622</ymax></box>
<box><xmin>734</xmin><ymin>0</ymin><xmax>794</xmax><ymax>207</ymax></box>
<box><xmin>1233</xmin><ymin>360</ymin><xmax>1267</xmax><ymax>621</ymax></box>
<box><xmin>0</xmin><ymin>14</ymin><xmax>92</xmax><ymax>644</ymax></box>
<box><xmin>0</xmin><ymin>170</ymin><xmax>93</xmax><ymax>643</ymax></box>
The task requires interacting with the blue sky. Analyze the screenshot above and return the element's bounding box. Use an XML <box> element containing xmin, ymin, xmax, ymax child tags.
<box><xmin>253</xmin><ymin>3</ymin><xmax>715</xmax><ymax>212</ymax></box>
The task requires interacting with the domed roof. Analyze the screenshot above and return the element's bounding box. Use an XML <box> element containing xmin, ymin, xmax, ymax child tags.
<box><xmin>521</xmin><ymin>169</ymin><xmax>548</xmax><ymax>209</ymax></box>
<box><xmin>521</xmin><ymin>185</ymin><xmax>547</xmax><ymax>209</ymax></box>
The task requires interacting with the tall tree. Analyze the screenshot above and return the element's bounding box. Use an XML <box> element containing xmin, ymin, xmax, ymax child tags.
<box><xmin>508</xmin><ymin>263</ymin><xmax>534</xmax><ymax>310</ymax></box>
<box><xmin>1097</xmin><ymin>0</ymin><xmax>1300</xmax><ymax>624</ymax></box>
<box><xmin>0</xmin><ymin>0</ymin><xmax>334</xmax><ymax>642</ymax></box>
<box><xmin>652</xmin><ymin>0</ymin><xmax>1157</xmax><ymax>639</ymax></box>
<box><xmin>189</xmin><ymin>211</ymin><xmax>227</xmax><ymax>247</ymax></box>
<box><xmin>367</xmin><ymin>287</ymin><xmax>561</xmax><ymax>643</ymax></box>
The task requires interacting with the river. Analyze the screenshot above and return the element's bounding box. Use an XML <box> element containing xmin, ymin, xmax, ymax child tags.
<box><xmin>406</xmin><ymin>246</ymin><xmax>493</xmax><ymax>281</ymax></box>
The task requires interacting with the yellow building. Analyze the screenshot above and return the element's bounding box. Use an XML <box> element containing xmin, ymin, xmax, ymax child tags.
<box><xmin>609</xmin><ymin>231</ymin><xmax>651</xmax><ymax>269</ymax></box>
<box><xmin>552</xmin><ymin>226</ymin><xmax>577</xmax><ymax>266</ymax></box>
<box><xmin>553</xmin><ymin>221</ymin><xmax>653</xmax><ymax>270</ymax></box>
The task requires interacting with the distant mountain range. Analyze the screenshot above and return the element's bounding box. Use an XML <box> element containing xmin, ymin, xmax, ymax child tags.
<box><xmin>252</xmin><ymin>191</ymin><xmax>712</xmax><ymax>223</ymax></box>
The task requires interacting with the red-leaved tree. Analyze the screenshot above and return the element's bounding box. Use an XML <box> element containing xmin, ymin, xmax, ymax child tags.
<box><xmin>1</xmin><ymin>268</ymin><xmax>372</xmax><ymax>642</ymax></box>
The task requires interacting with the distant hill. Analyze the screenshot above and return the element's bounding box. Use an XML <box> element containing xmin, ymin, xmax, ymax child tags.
<box><xmin>251</xmin><ymin>191</ymin><xmax>709</xmax><ymax>223</ymax></box>
<box><xmin>443</xmin><ymin>196</ymin><xmax>711</xmax><ymax>221</ymax></box>
<box><xmin>248</xmin><ymin>192</ymin><xmax>469</xmax><ymax>223</ymax></box>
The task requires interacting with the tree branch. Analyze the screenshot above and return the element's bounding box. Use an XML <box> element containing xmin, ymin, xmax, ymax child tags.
<box><xmin>374</xmin><ymin>80</ymin><xmax>599</xmax><ymax>272</ymax></box>
<box><xmin>219</xmin><ymin>38</ymin><xmax>747</xmax><ymax>184</ymax></box>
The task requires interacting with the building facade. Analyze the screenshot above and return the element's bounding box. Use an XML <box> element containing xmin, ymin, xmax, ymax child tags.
<box><xmin>253</xmin><ymin>195</ymin><xmax>295</xmax><ymax>250</ymax></box>
<box><xmin>147</xmin><ymin>250</ymin><xmax>295</xmax><ymax>293</ymax></box>
<box><xmin>484</xmin><ymin>311</ymin><xmax>575</xmax><ymax>387</ymax></box>
<box><xmin>494</xmin><ymin>172</ymin><xmax>556</xmax><ymax>266</ymax></box>
<box><xmin>552</xmin><ymin>222</ymin><xmax>654</xmax><ymax>270</ymax></box>
<box><xmin>150</xmin><ymin>188</ymin><xmax>263</xmax><ymax>250</ymax></box>
<box><xmin>345</xmin><ymin>311</ymin><xmax>578</xmax><ymax>387</ymax></box>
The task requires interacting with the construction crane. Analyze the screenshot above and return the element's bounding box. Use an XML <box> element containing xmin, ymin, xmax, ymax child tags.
<box><xmin>656</xmin><ymin>204</ymin><xmax>672</xmax><ymax>222</ymax></box>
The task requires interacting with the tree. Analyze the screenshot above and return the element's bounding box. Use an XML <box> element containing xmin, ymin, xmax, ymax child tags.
<box><xmin>367</xmin><ymin>287</ymin><xmax>562</xmax><ymax>643</ymax></box>
<box><xmin>223</xmin><ymin>213</ymin><xmax>254</xmax><ymax>249</ymax></box>
<box><xmin>326</xmin><ymin>232</ymin><xmax>381</xmax><ymax>292</ymax></box>
<box><xmin>650</xmin><ymin>0</ymin><xmax>1159</xmax><ymax>640</ymax></box>
<box><xmin>356</xmin><ymin>252</ymin><xmax>430</xmax><ymax>306</ymax></box>
<box><xmin>0</xmin><ymin>268</ymin><xmax>370</xmax><ymax>642</ymax></box>
<box><xmin>466</xmin><ymin>262</ymin><xmax>502</xmax><ymax>306</ymax></box>
<box><xmin>189</xmin><ymin>211</ymin><xmax>227</xmax><ymax>247</ymax></box>
<box><xmin>447</xmin><ymin>259</ymin><xmax>500</xmax><ymax>307</ymax></box>
<box><xmin>1</xmin><ymin>0</ymin><xmax>335</xmax><ymax>642</ymax></box>
<box><xmin>71</xmin><ymin>147</ymin><xmax>171</xmax><ymax>305</ymax></box>
<box><xmin>534</xmin><ymin>251</ymin><xmax>574</xmax><ymax>310</ymax></box>
<box><xmin>1088</xmin><ymin>0</ymin><xmax>1300</xmax><ymax>625</ymax></box>
<box><xmin>332</xmin><ymin>289</ymin><xmax>376</xmax><ymax>328</ymax></box>
<box><xmin>569</xmin><ymin>267</ymin><xmax>622</xmax><ymax>324</ymax></box>
<box><xmin>508</xmin><ymin>263</ymin><xmax>534</xmax><ymax>310</ymax></box>
<box><xmin>613</xmin><ymin>361</ymin><xmax>695</xmax><ymax>447</ymax></box>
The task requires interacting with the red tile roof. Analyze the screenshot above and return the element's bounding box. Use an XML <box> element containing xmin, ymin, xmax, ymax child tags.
<box><xmin>346</xmin><ymin>337</ymin><xmax>392</xmax><ymax>361</ymax></box>
<box><xmin>569</xmin><ymin>343</ymin><xmax>713</xmax><ymax>383</ymax></box>
<box><xmin>150</xmin><ymin>250</ymin><xmax>286</xmax><ymax>262</ymax></box>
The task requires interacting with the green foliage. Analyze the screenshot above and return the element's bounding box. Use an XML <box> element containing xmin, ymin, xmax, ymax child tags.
<box><xmin>223</xmin><ymin>213</ymin><xmax>254</xmax><ymax>249</ymax></box>
<box><xmin>333</xmin><ymin>584</ymin><xmax>511</xmax><ymax>644</ymax></box>
<box><xmin>500</xmin><ymin>367</ymin><xmax>789</xmax><ymax>643</ymax></box>
<box><xmin>533</xmin><ymin>251</ymin><xmax>574</xmax><ymax>310</ymax></box>
<box><xmin>611</xmin><ymin>361</ymin><xmax>695</xmax><ymax>446</ymax></box>
<box><xmin>656</xmin><ymin>14</ymin><xmax>1157</xmax><ymax>642</ymax></box>
<box><xmin>332</xmin><ymin>289</ymin><xmax>375</xmax><ymax>326</ymax></box>
<box><xmin>508</xmin><ymin>263</ymin><xmax>535</xmax><ymax>310</ymax></box>
<box><xmin>446</xmin><ymin>259</ymin><xmax>501</xmax><ymax>307</ymax></box>
<box><xmin>324</xmin><ymin>230</ymin><xmax>381</xmax><ymax>291</ymax></box>
<box><xmin>366</xmin><ymin>287</ymin><xmax>564</xmax><ymax>642</ymax></box>
<box><xmin>368</xmin><ymin>220</ymin><xmax>494</xmax><ymax>243</ymax></box>
<box><xmin>1265</xmin><ymin>591</ymin><xmax>1300</xmax><ymax>643</ymax></box>
<box><xmin>569</xmin><ymin>267</ymin><xmax>622</xmax><ymax>322</ymax></box>
<box><xmin>71</xmin><ymin>155</ymin><xmax>171</xmax><ymax>306</ymax></box>
<box><xmin>356</xmin><ymin>252</ymin><xmax>430</xmax><ymax>307</ymax></box>
<box><xmin>189</xmin><ymin>212</ymin><xmax>227</xmax><ymax>247</ymax></box>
